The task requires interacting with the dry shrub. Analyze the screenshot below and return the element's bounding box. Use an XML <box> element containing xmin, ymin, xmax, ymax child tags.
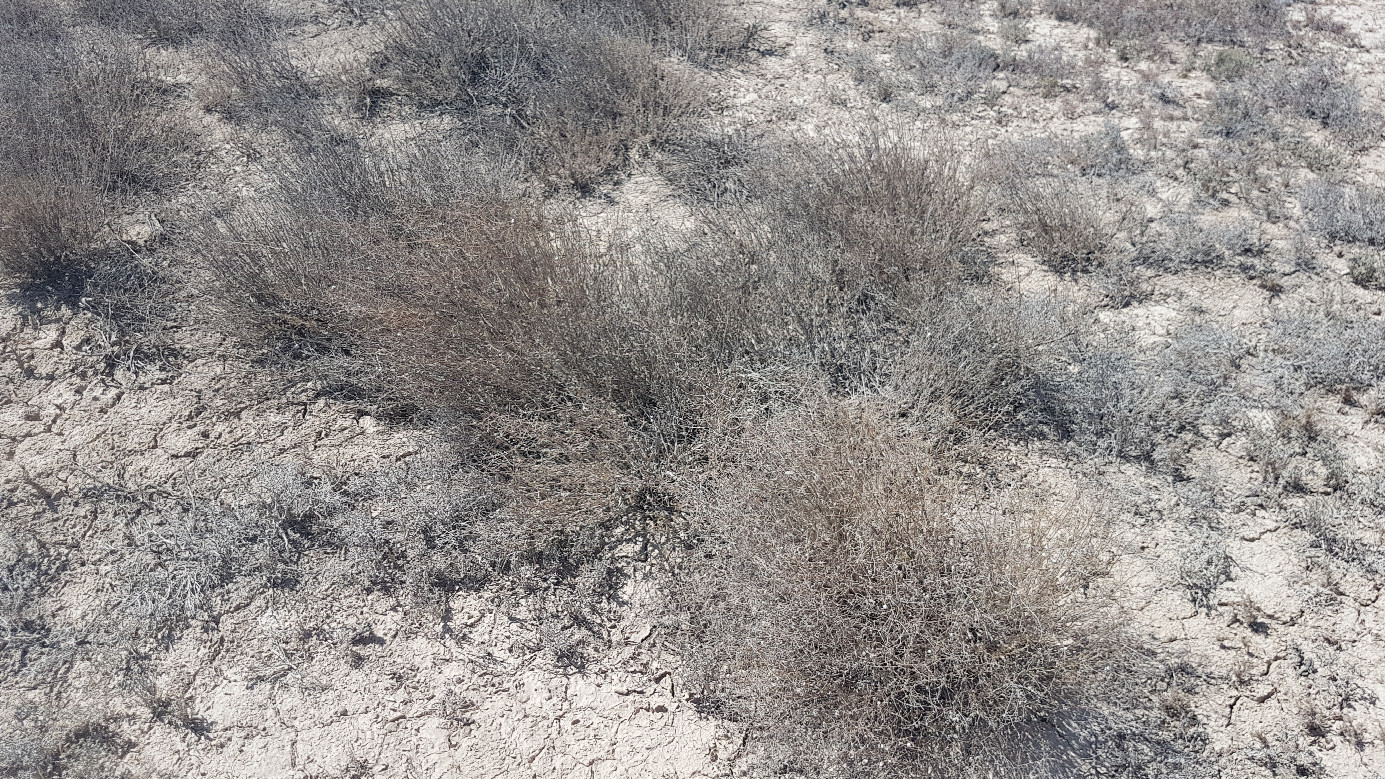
<box><xmin>1045</xmin><ymin>324</ymin><xmax>1248</xmax><ymax>469</ymax></box>
<box><xmin>1001</xmin><ymin>43</ymin><xmax>1079</xmax><ymax>94</ymax></box>
<box><xmin>670</xmin><ymin>136</ymin><xmax>983</xmax><ymax>310</ymax></box>
<box><xmin>1272</xmin><ymin>303</ymin><xmax>1385</xmax><ymax>394</ymax></box>
<box><xmin>763</xmin><ymin>138</ymin><xmax>983</xmax><ymax>284</ymax></box>
<box><xmin>675</xmin><ymin>397</ymin><xmax>1118</xmax><ymax>775</ymax></box>
<box><xmin>994</xmin><ymin>129</ymin><xmax>1140</xmax><ymax>256</ymax></box>
<box><xmin>205</xmin><ymin>199</ymin><xmax>580</xmax><ymax>414</ymax></box>
<box><xmin>1347</xmin><ymin>249</ymin><xmax>1385</xmax><ymax>291</ymax></box>
<box><xmin>1135</xmin><ymin>212</ymin><xmax>1265</xmax><ymax>272</ymax></box>
<box><xmin>1293</xmin><ymin>487</ymin><xmax>1385</xmax><ymax>576</ymax></box>
<box><xmin>1303</xmin><ymin>182</ymin><xmax>1385</xmax><ymax>248</ymax></box>
<box><xmin>650</xmin><ymin>137</ymin><xmax>1068</xmax><ymax>424</ymax></box>
<box><xmin>370</xmin><ymin>0</ymin><xmax>708</xmax><ymax>188</ymax></box>
<box><xmin>895</xmin><ymin>31</ymin><xmax>1000</xmax><ymax>105</ymax></box>
<box><xmin>1007</xmin><ymin>174</ymin><xmax>1134</xmax><ymax>273</ymax></box>
<box><xmin>1046</xmin><ymin>0</ymin><xmax>1284</xmax><ymax>48</ymax></box>
<box><xmin>1206</xmin><ymin>59</ymin><xmax>1381</xmax><ymax>152</ymax></box>
<box><xmin>204</xmin><ymin>21</ymin><xmax>323</xmax><ymax>137</ymax></box>
<box><xmin>0</xmin><ymin>5</ymin><xmax>194</xmax><ymax>292</ymax></box>
<box><xmin>657</xmin><ymin>128</ymin><xmax>757</xmax><ymax>204</ymax></box>
<box><xmin>75</xmin><ymin>0</ymin><xmax>268</xmax><ymax>44</ymax></box>
<box><xmin>206</xmin><ymin>135</ymin><xmax>1001</xmax><ymax>429</ymax></box>
<box><xmin>199</xmin><ymin>143</ymin><xmax>691</xmax><ymax>528</ymax></box>
<box><xmin>1263</xmin><ymin>58</ymin><xmax>1381</xmax><ymax>150</ymax></box>
<box><xmin>1204</xmin><ymin>47</ymin><xmax>1256</xmax><ymax>82</ymax></box>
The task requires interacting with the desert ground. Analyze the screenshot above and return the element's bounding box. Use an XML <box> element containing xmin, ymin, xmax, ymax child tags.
<box><xmin>3</xmin><ymin>0</ymin><xmax>1385</xmax><ymax>777</ymax></box>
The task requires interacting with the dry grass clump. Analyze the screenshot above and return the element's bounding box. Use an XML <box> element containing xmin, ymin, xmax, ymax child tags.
<box><xmin>1007</xmin><ymin>174</ymin><xmax>1134</xmax><ymax>273</ymax></box>
<box><xmin>1347</xmin><ymin>249</ymin><xmax>1385</xmax><ymax>291</ymax></box>
<box><xmin>674</xmin><ymin>397</ymin><xmax>1118</xmax><ymax>775</ymax></box>
<box><xmin>1302</xmin><ymin>181</ymin><xmax>1385</xmax><ymax>288</ymax></box>
<box><xmin>1293</xmin><ymin>485</ymin><xmax>1385</xmax><ymax>576</ymax></box>
<box><xmin>0</xmin><ymin>5</ymin><xmax>194</xmax><ymax>294</ymax></box>
<box><xmin>995</xmin><ymin>130</ymin><xmax>1140</xmax><ymax>273</ymax></box>
<box><xmin>1271</xmin><ymin>304</ymin><xmax>1385</xmax><ymax>395</ymax></box>
<box><xmin>1046</xmin><ymin>0</ymin><xmax>1285</xmax><ymax>49</ymax></box>
<box><xmin>657</xmin><ymin>129</ymin><xmax>757</xmax><ymax>204</ymax></box>
<box><xmin>895</xmin><ymin>31</ymin><xmax>1000</xmax><ymax>105</ymax></box>
<box><xmin>1205</xmin><ymin>58</ymin><xmax>1381</xmax><ymax>152</ymax></box>
<box><xmin>1046</xmin><ymin>324</ymin><xmax>1248</xmax><ymax>470</ymax></box>
<box><xmin>367</xmin><ymin>0</ymin><xmax>715</xmax><ymax>188</ymax></box>
<box><xmin>1204</xmin><ymin>47</ymin><xmax>1256</xmax><ymax>82</ymax></box>
<box><xmin>755</xmin><ymin>138</ymin><xmax>984</xmax><ymax>285</ymax></box>
<box><xmin>1303</xmin><ymin>183</ymin><xmax>1385</xmax><ymax>248</ymax></box>
<box><xmin>74</xmin><ymin>0</ymin><xmax>267</xmax><ymax>44</ymax></box>
<box><xmin>203</xmin><ymin>20</ymin><xmax>324</xmax><ymax>138</ymax></box>
<box><xmin>1136</xmin><ymin>212</ymin><xmax>1265</xmax><ymax>272</ymax></box>
<box><xmin>1263</xmin><ymin>58</ymin><xmax>1382</xmax><ymax>151</ymax></box>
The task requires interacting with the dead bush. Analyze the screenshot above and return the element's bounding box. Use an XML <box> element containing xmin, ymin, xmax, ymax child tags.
<box><xmin>199</xmin><ymin>12</ymin><xmax>326</xmax><ymax>138</ymax></box>
<box><xmin>369</xmin><ymin>0</ymin><xmax>707</xmax><ymax>188</ymax></box>
<box><xmin>1178</xmin><ymin>534</ymin><xmax>1235</xmax><ymax>613</ymax></box>
<box><xmin>1204</xmin><ymin>47</ymin><xmax>1256</xmax><ymax>82</ymax></box>
<box><xmin>75</xmin><ymin>0</ymin><xmax>269</xmax><ymax>45</ymax></box>
<box><xmin>757</xmin><ymin>137</ymin><xmax>984</xmax><ymax>284</ymax></box>
<box><xmin>1303</xmin><ymin>183</ymin><xmax>1385</xmax><ymax>248</ymax></box>
<box><xmin>1136</xmin><ymin>212</ymin><xmax>1265</xmax><ymax>272</ymax></box>
<box><xmin>650</xmin><ymin>137</ymin><xmax>1068</xmax><ymax>421</ymax></box>
<box><xmin>1263</xmin><ymin>58</ymin><xmax>1381</xmax><ymax>150</ymax></box>
<box><xmin>1271</xmin><ymin>303</ymin><xmax>1385</xmax><ymax>394</ymax></box>
<box><xmin>1045</xmin><ymin>324</ymin><xmax>1248</xmax><ymax>469</ymax></box>
<box><xmin>1001</xmin><ymin>43</ymin><xmax>1079</xmax><ymax>95</ymax></box>
<box><xmin>203</xmin><ymin>200</ymin><xmax>569</xmax><ymax>409</ymax></box>
<box><xmin>1206</xmin><ymin>59</ymin><xmax>1381</xmax><ymax>151</ymax></box>
<box><xmin>674</xmin><ymin>397</ymin><xmax>1119</xmax><ymax>775</ymax></box>
<box><xmin>657</xmin><ymin>128</ymin><xmax>757</xmax><ymax>204</ymax></box>
<box><xmin>1347</xmin><ymin>249</ymin><xmax>1385</xmax><ymax>291</ymax></box>
<box><xmin>205</xmin><ymin>135</ymin><xmax>999</xmax><ymax>435</ymax></box>
<box><xmin>1204</xmin><ymin>82</ymin><xmax>1281</xmax><ymax>142</ymax></box>
<box><xmin>1046</xmin><ymin>0</ymin><xmax>1285</xmax><ymax>49</ymax></box>
<box><xmin>1007</xmin><ymin>173</ymin><xmax>1134</xmax><ymax>272</ymax></box>
<box><xmin>0</xmin><ymin>528</ymin><xmax>63</xmax><ymax>679</ymax></box>
<box><xmin>895</xmin><ymin>31</ymin><xmax>999</xmax><ymax>105</ymax></box>
<box><xmin>0</xmin><ymin>11</ymin><xmax>194</xmax><ymax>293</ymax></box>
<box><xmin>993</xmin><ymin>130</ymin><xmax>1141</xmax><ymax>253</ymax></box>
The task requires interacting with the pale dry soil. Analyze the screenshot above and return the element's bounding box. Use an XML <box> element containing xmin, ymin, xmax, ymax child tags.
<box><xmin>6</xmin><ymin>0</ymin><xmax>1385</xmax><ymax>777</ymax></box>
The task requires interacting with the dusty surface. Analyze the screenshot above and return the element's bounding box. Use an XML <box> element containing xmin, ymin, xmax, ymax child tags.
<box><xmin>6</xmin><ymin>0</ymin><xmax>1385</xmax><ymax>777</ymax></box>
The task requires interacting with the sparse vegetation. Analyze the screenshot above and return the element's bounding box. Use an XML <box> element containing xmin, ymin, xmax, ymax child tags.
<box><xmin>675</xmin><ymin>398</ymin><xmax>1119</xmax><ymax>775</ymax></box>
<box><xmin>0</xmin><ymin>4</ymin><xmax>194</xmax><ymax>295</ymax></box>
<box><xmin>4</xmin><ymin>0</ymin><xmax>1385</xmax><ymax>776</ymax></box>
<box><xmin>1304</xmin><ymin>183</ymin><xmax>1385</xmax><ymax>248</ymax></box>
<box><xmin>364</xmin><ymin>0</ymin><xmax>719</xmax><ymax>187</ymax></box>
<box><xmin>896</xmin><ymin>31</ymin><xmax>999</xmax><ymax>105</ymax></box>
<box><xmin>1008</xmin><ymin>173</ymin><xmax>1133</xmax><ymax>272</ymax></box>
<box><xmin>1347</xmin><ymin>249</ymin><xmax>1385</xmax><ymax>291</ymax></box>
<box><xmin>1047</xmin><ymin>0</ymin><xmax>1286</xmax><ymax>49</ymax></box>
